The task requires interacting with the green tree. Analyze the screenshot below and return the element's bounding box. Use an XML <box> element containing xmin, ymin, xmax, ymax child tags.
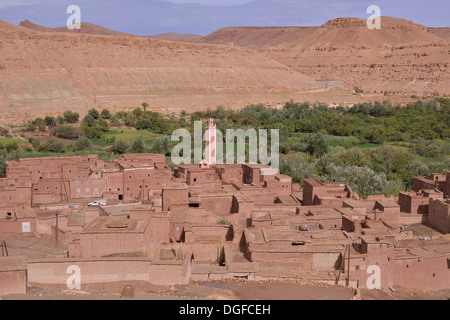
<box><xmin>100</xmin><ymin>109</ymin><xmax>112</xmax><ymax>119</ymax></box>
<box><xmin>150</xmin><ymin>136</ymin><xmax>171</xmax><ymax>156</ymax></box>
<box><xmin>63</xmin><ymin>111</ymin><xmax>79</xmax><ymax>123</ymax></box>
<box><xmin>112</xmin><ymin>140</ymin><xmax>129</xmax><ymax>155</ymax></box>
<box><xmin>88</xmin><ymin>108</ymin><xmax>100</xmax><ymax>120</ymax></box>
<box><xmin>44</xmin><ymin>116</ymin><xmax>56</xmax><ymax>127</ymax></box>
<box><xmin>130</xmin><ymin>137</ymin><xmax>146</xmax><ymax>154</ymax></box>
<box><xmin>73</xmin><ymin>136</ymin><xmax>93</xmax><ymax>152</ymax></box>
<box><xmin>305</xmin><ymin>133</ymin><xmax>328</xmax><ymax>158</ymax></box>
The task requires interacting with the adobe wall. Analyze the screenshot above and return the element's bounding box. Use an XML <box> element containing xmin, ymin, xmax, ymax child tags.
<box><xmin>32</xmin><ymin>192</ymin><xmax>55</xmax><ymax>205</ymax></box>
<box><xmin>428</xmin><ymin>198</ymin><xmax>450</xmax><ymax>234</ymax></box>
<box><xmin>0</xmin><ymin>218</ymin><xmax>36</xmax><ymax>234</ymax></box>
<box><xmin>398</xmin><ymin>192</ymin><xmax>429</xmax><ymax>214</ymax></box>
<box><xmin>69</xmin><ymin>179</ymin><xmax>106</xmax><ymax>199</ymax></box>
<box><xmin>148</xmin><ymin>214</ymin><xmax>170</xmax><ymax>243</ymax></box>
<box><xmin>171</xmin><ymin>243</ymin><xmax>219</xmax><ymax>263</ymax></box>
<box><xmin>389</xmin><ymin>256</ymin><xmax>449</xmax><ymax>291</ymax></box>
<box><xmin>303</xmin><ymin>179</ymin><xmax>318</xmax><ymax>206</ymax></box>
<box><xmin>105</xmin><ymin>171</ymin><xmax>123</xmax><ymax>196</ymax></box>
<box><xmin>27</xmin><ymin>258</ymin><xmax>189</xmax><ymax>286</ymax></box>
<box><xmin>249</xmin><ymin>251</ymin><xmax>314</xmax><ymax>268</ymax></box>
<box><xmin>199</xmin><ymin>196</ymin><xmax>233</xmax><ymax>216</ymax></box>
<box><xmin>79</xmin><ymin>232</ymin><xmax>150</xmax><ymax>258</ymax></box>
<box><xmin>446</xmin><ymin>172</ymin><xmax>450</xmax><ymax>199</ymax></box>
<box><xmin>0</xmin><ymin>187</ymin><xmax>32</xmax><ymax>207</ymax></box>
<box><xmin>0</xmin><ymin>270</ymin><xmax>27</xmax><ymax>295</ymax></box>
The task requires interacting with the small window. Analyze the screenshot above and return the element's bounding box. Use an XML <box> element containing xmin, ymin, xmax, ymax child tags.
<box><xmin>77</xmin><ymin>188</ymin><xmax>81</xmax><ymax>193</ymax></box>
<box><xmin>95</xmin><ymin>188</ymin><xmax>98</xmax><ymax>192</ymax></box>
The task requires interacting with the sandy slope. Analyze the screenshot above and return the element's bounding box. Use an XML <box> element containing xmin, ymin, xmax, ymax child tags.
<box><xmin>266</xmin><ymin>17</ymin><xmax>450</xmax><ymax>98</ymax></box>
<box><xmin>1</xmin><ymin>16</ymin><xmax>448</xmax><ymax>122</ymax></box>
<box><xmin>0</xmin><ymin>20</ymin><xmax>324</xmax><ymax>122</ymax></box>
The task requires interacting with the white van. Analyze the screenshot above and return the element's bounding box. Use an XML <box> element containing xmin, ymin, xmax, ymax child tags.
<box><xmin>88</xmin><ymin>199</ymin><xmax>108</xmax><ymax>207</ymax></box>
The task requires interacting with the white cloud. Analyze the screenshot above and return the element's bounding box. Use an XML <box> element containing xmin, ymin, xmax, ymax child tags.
<box><xmin>162</xmin><ymin>0</ymin><xmax>254</xmax><ymax>6</ymax></box>
<box><xmin>0</xmin><ymin>0</ymin><xmax>37</xmax><ymax>9</ymax></box>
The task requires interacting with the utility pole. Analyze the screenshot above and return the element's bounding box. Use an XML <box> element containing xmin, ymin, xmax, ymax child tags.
<box><xmin>55</xmin><ymin>213</ymin><xmax>59</xmax><ymax>248</ymax></box>
<box><xmin>346</xmin><ymin>244</ymin><xmax>351</xmax><ymax>287</ymax></box>
<box><xmin>0</xmin><ymin>240</ymin><xmax>8</xmax><ymax>257</ymax></box>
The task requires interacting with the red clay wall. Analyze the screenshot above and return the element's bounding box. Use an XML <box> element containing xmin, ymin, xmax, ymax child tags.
<box><xmin>428</xmin><ymin>198</ymin><xmax>450</xmax><ymax>234</ymax></box>
<box><xmin>26</xmin><ymin>258</ymin><xmax>189</xmax><ymax>286</ymax></box>
<box><xmin>0</xmin><ymin>270</ymin><xmax>27</xmax><ymax>295</ymax></box>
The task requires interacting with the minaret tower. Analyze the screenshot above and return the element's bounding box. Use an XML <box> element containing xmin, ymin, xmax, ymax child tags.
<box><xmin>201</xmin><ymin>118</ymin><xmax>216</xmax><ymax>168</ymax></box>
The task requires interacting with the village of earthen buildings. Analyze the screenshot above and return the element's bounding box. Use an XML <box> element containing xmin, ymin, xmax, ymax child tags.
<box><xmin>0</xmin><ymin>119</ymin><xmax>449</xmax><ymax>299</ymax></box>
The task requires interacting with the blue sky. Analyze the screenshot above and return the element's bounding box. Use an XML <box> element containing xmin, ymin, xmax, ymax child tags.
<box><xmin>0</xmin><ymin>0</ymin><xmax>448</xmax><ymax>36</ymax></box>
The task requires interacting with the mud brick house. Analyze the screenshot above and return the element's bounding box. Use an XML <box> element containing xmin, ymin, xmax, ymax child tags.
<box><xmin>0</xmin><ymin>126</ymin><xmax>449</xmax><ymax>295</ymax></box>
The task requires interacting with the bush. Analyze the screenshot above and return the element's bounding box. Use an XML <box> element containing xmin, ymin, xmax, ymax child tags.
<box><xmin>82</xmin><ymin>115</ymin><xmax>96</xmax><ymax>127</ymax></box>
<box><xmin>73</xmin><ymin>136</ymin><xmax>93</xmax><ymax>152</ymax></box>
<box><xmin>87</xmin><ymin>108</ymin><xmax>100</xmax><ymax>120</ymax></box>
<box><xmin>81</xmin><ymin>126</ymin><xmax>103</xmax><ymax>139</ymax></box>
<box><xmin>44</xmin><ymin>116</ymin><xmax>56</xmax><ymax>127</ymax></box>
<box><xmin>112</xmin><ymin>140</ymin><xmax>129</xmax><ymax>155</ymax></box>
<box><xmin>50</xmin><ymin>125</ymin><xmax>82</xmax><ymax>140</ymax></box>
<box><xmin>280</xmin><ymin>155</ymin><xmax>317</xmax><ymax>185</ymax></box>
<box><xmin>63</xmin><ymin>111</ymin><xmax>79</xmax><ymax>123</ymax></box>
<box><xmin>130</xmin><ymin>137</ymin><xmax>146</xmax><ymax>154</ymax></box>
<box><xmin>101</xmin><ymin>109</ymin><xmax>112</xmax><ymax>119</ymax></box>
<box><xmin>305</xmin><ymin>133</ymin><xmax>328</xmax><ymax>158</ymax></box>
<box><xmin>135</xmin><ymin>118</ymin><xmax>153</xmax><ymax>130</ymax></box>
<box><xmin>39</xmin><ymin>141</ymin><xmax>66</xmax><ymax>153</ymax></box>
<box><xmin>150</xmin><ymin>136</ymin><xmax>171</xmax><ymax>156</ymax></box>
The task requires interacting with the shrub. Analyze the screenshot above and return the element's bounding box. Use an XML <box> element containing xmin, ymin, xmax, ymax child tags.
<box><xmin>87</xmin><ymin>108</ymin><xmax>100</xmax><ymax>120</ymax></box>
<box><xmin>150</xmin><ymin>136</ymin><xmax>171</xmax><ymax>156</ymax></box>
<box><xmin>50</xmin><ymin>125</ymin><xmax>82</xmax><ymax>140</ymax></box>
<box><xmin>101</xmin><ymin>109</ymin><xmax>112</xmax><ymax>119</ymax></box>
<box><xmin>130</xmin><ymin>137</ymin><xmax>146</xmax><ymax>154</ymax></box>
<box><xmin>44</xmin><ymin>116</ymin><xmax>56</xmax><ymax>127</ymax></box>
<box><xmin>73</xmin><ymin>136</ymin><xmax>93</xmax><ymax>152</ymax></box>
<box><xmin>63</xmin><ymin>111</ymin><xmax>79</xmax><ymax>123</ymax></box>
<box><xmin>112</xmin><ymin>140</ymin><xmax>129</xmax><ymax>154</ymax></box>
<box><xmin>39</xmin><ymin>141</ymin><xmax>66</xmax><ymax>153</ymax></box>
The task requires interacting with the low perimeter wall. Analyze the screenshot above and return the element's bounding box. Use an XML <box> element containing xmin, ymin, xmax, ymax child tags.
<box><xmin>27</xmin><ymin>258</ymin><xmax>190</xmax><ymax>287</ymax></box>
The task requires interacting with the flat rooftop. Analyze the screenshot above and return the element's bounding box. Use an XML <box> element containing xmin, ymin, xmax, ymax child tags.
<box><xmin>81</xmin><ymin>217</ymin><xmax>149</xmax><ymax>234</ymax></box>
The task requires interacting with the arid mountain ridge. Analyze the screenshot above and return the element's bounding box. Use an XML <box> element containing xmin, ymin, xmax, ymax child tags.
<box><xmin>0</xmin><ymin>17</ymin><xmax>448</xmax><ymax>122</ymax></box>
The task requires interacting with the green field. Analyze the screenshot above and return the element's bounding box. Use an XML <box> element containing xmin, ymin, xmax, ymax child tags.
<box><xmin>0</xmin><ymin>137</ymin><xmax>26</xmax><ymax>145</ymax></box>
<box><xmin>102</xmin><ymin>129</ymin><xmax>163</xmax><ymax>141</ymax></box>
<box><xmin>356</xmin><ymin>144</ymin><xmax>381</xmax><ymax>150</ymax></box>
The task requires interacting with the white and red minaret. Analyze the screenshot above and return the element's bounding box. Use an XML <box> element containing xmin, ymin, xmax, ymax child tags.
<box><xmin>201</xmin><ymin>118</ymin><xmax>216</xmax><ymax>168</ymax></box>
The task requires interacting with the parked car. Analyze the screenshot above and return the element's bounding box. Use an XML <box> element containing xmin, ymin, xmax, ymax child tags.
<box><xmin>88</xmin><ymin>199</ymin><xmax>107</xmax><ymax>207</ymax></box>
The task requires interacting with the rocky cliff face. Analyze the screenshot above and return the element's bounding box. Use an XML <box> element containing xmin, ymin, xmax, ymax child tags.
<box><xmin>266</xmin><ymin>17</ymin><xmax>450</xmax><ymax>98</ymax></box>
